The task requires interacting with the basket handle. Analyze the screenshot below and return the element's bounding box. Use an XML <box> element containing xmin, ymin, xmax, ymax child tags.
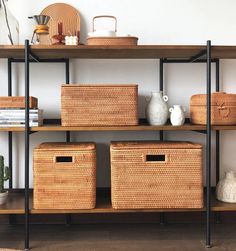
<box><xmin>92</xmin><ymin>15</ymin><xmax>117</xmax><ymax>32</ymax></box>
<box><xmin>146</xmin><ymin>154</ymin><xmax>166</xmax><ymax>162</ymax></box>
<box><xmin>54</xmin><ymin>156</ymin><xmax>73</xmax><ymax>163</ymax></box>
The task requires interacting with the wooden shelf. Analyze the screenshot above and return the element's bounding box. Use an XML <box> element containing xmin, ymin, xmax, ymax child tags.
<box><xmin>0</xmin><ymin>123</ymin><xmax>206</xmax><ymax>132</ymax></box>
<box><xmin>0</xmin><ymin>45</ymin><xmax>205</xmax><ymax>59</ymax></box>
<box><xmin>3</xmin><ymin>124</ymin><xmax>236</xmax><ymax>132</ymax></box>
<box><xmin>0</xmin><ymin>191</ymin><xmax>25</xmax><ymax>214</ymax></box>
<box><xmin>1</xmin><ymin>45</ymin><xmax>236</xmax><ymax>59</ymax></box>
<box><xmin>2</xmin><ymin>190</ymin><xmax>236</xmax><ymax>214</ymax></box>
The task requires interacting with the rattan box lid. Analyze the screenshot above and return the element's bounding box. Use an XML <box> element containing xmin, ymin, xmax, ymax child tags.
<box><xmin>61</xmin><ymin>84</ymin><xmax>138</xmax><ymax>88</ymax></box>
<box><xmin>35</xmin><ymin>142</ymin><xmax>95</xmax><ymax>151</ymax></box>
<box><xmin>111</xmin><ymin>141</ymin><xmax>203</xmax><ymax>150</ymax></box>
<box><xmin>190</xmin><ymin>92</ymin><xmax>236</xmax><ymax>106</ymax></box>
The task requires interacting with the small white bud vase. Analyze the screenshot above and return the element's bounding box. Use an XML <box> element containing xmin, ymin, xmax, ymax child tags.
<box><xmin>216</xmin><ymin>171</ymin><xmax>236</xmax><ymax>203</ymax></box>
<box><xmin>169</xmin><ymin>105</ymin><xmax>186</xmax><ymax>126</ymax></box>
<box><xmin>145</xmin><ymin>92</ymin><xmax>168</xmax><ymax>126</ymax></box>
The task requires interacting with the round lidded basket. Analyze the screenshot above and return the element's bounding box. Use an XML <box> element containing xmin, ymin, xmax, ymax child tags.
<box><xmin>190</xmin><ymin>92</ymin><xmax>236</xmax><ymax>125</ymax></box>
<box><xmin>87</xmin><ymin>15</ymin><xmax>138</xmax><ymax>46</ymax></box>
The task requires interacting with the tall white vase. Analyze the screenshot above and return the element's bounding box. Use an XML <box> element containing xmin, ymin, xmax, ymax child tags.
<box><xmin>216</xmin><ymin>171</ymin><xmax>236</xmax><ymax>203</ymax></box>
<box><xmin>146</xmin><ymin>92</ymin><xmax>168</xmax><ymax>126</ymax></box>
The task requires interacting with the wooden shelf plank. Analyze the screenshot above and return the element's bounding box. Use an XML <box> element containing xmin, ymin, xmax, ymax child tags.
<box><xmin>0</xmin><ymin>191</ymin><xmax>25</xmax><ymax>214</ymax></box>
<box><xmin>0</xmin><ymin>45</ymin><xmax>205</xmax><ymax>59</ymax></box>
<box><xmin>1</xmin><ymin>45</ymin><xmax>236</xmax><ymax>59</ymax></box>
<box><xmin>31</xmin><ymin>123</ymin><xmax>206</xmax><ymax>132</ymax></box>
<box><xmin>3</xmin><ymin>124</ymin><xmax>236</xmax><ymax>132</ymax></box>
<box><xmin>1</xmin><ymin>190</ymin><xmax>236</xmax><ymax>214</ymax></box>
<box><xmin>212</xmin><ymin>125</ymin><xmax>236</xmax><ymax>131</ymax></box>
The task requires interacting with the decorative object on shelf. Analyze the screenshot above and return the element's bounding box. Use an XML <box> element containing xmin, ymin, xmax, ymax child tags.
<box><xmin>190</xmin><ymin>92</ymin><xmax>236</xmax><ymax>125</ymax></box>
<box><xmin>0</xmin><ymin>96</ymin><xmax>38</xmax><ymax>109</ymax></box>
<box><xmin>111</xmin><ymin>141</ymin><xmax>203</xmax><ymax>209</ymax></box>
<box><xmin>0</xmin><ymin>156</ymin><xmax>10</xmax><ymax>205</ymax></box>
<box><xmin>216</xmin><ymin>171</ymin><xmax>236</xmax><ymax>203</ymax></box>
<box><xmin>0</xmin><ymin>0</ymin><xmax>19</xmax><ymax>45</ymax></box>
<box><xmin>145</xmin><ymin>91</ymin><xmax>169</xmax><ymax>126</ymax></box>
<box><xmin>33</xmin><ymin>142</ymin><xmax>96</xmax><ymax>210</ymax></box>
<box><xmin>28</xmin><ymin>15</ymin><xmax>50</xmax><ymax>44</ymax></box>
<box><xmin>61</xmin><ymin>84</ymin><xmax>138</xmax><ymax>126</ymax></box>
<box><xmin>169</xmin><ymin>105</ymin><xmax>186</xmax><ymax>126</ymax></box>
<box><xmin>0</xmin><ymin>109</ymin><xmax>43</xmax><ymax>127</ymax></box>
<box><xmin>52</xmin><ymin>22</ymin><xmax>66</xmax><ymax>45</ymax></box>
<box><xmin>65</xmin><ymin>36</ymin><xmax>78</xmax><ymax>45</ymax></box>
<box><xmin>87</xmin><ymin>16</ymin><xmax>138</xmax><ymax>45</ymax></box>
<box><xmin>40</xmin><ymin>3</ymin><xmax>80</xmax><ymax>45</ymax></box>
<box><xmin>0</xmin><ymin>96</ymin><xmax>42</xmax><ymax>127</ymax></box>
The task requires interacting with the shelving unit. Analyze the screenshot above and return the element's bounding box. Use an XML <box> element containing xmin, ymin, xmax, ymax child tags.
<box><xmin>1</xmin><ymin>41</ymin><xmax>235</xmax><ymax>250</ymax></box>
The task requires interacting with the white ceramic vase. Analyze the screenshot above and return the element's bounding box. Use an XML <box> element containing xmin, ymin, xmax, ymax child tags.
<box><xmin>0</xmin><ymin>191</ymin><xmax>8</xmax><ymax>205</ymax></box>
<box><xmin>216</xmin><ymin>171</ymin><xmax>236</xmax><ymax>203</ymax></box>
<box><xmin>169</xmin><ymin>105</ymin><xmax>186</xmax><ymax>126</ymax></box>
<box><xmin>146</xmin><ymin>92</ymin><xmax>168</xmax><ymax>126</ymax></box>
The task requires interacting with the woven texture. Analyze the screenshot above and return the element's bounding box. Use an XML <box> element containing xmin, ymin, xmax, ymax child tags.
<box><xmin>61</xmin><ymin>84</ymin><xmax>138</xmax><ymax>126</ymax></box>
<box><xmin>190</xmin><ymin>92</ymin><xmax>236</xmax><ymax>125</ymax></box>
<box><xmin>111</xmin><ymin>141</ymin><xmax>203</xmax><ymax>209</ymax></box>
<box><xmin>33</xmin><ymin>142</ymin><xmax>96</xmax><ymax>210</ymax></box>
<box><xmin>87</xmin><ymin>37</ymin><xmax>138</xmax><ymax>46</ymax></box>
<box><xmin>0</xmin><ymin>96</ymin><xmax>38</xmax><ymax>109</ymax></box>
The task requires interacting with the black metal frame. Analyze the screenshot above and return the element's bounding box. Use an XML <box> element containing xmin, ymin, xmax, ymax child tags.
<box><xmin>5</xmin><ymin>40</ymin><xmax>219</xmax><ymax>250</ymax></box>
<box><xmin>159</xmin><ymin>41</ymin><xmax>217</xmax><ymax>248</ymax></box>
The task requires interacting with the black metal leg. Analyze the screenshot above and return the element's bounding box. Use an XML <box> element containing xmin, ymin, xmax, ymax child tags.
<box><xmin>206</xmin><ymin>40</ymin><xmax>212</xmax><ymax>248</ymax></box>
<box><xmin>24</xmin><ymin>40</ymin><xmax>30</xmax><ymax>251</ymax></box>
<box><xmin>8</xmin><ymin>58</ymin><xmax>15</xmax><ymax>225</ymax></box>
<box><xmin>65</xmin><ymin>58</ymin><xmax>72</xmax><ymax>226</ymax></box>
<box><xmin>159</xmin><ymin>58</ymin><xmax>166</xmax><ymax>225</ymax></box>
<box><xmin>215</xmin><ymin>59</ymin><xmax>221</xmax><ymax>224</ymax></box>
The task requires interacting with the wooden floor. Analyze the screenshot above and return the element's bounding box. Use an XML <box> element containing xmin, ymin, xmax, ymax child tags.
<box><xmin>0</xmin><ymin>223</ymin><xmax>236</xmax><ymax>251</ymax></box>
<box><xmin>1</xmin><ymin>190</ymin><xmax>236</xmax><ymax>215</ymax></box>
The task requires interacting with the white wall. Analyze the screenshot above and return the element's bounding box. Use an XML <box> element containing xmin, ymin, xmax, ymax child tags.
<box><xmin>1</xmin><ymin>0</ymin><xmax>236</xmax><ymax>188</ymax></box>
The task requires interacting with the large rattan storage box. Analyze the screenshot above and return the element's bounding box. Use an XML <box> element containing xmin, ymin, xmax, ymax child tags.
<box><xmin>33</xmin><ymin>142</ymin><xmax>96</xmax><ymax>210</ymax></box>
<box><xmin>111</xmin><ymin>141</ymin><xmax>203</xmax><ymax>209</ymax></box>
<box><xmin>61</xmin><ymin>84</ymin><xmax>138</xmax><ymax>126</ymax></box>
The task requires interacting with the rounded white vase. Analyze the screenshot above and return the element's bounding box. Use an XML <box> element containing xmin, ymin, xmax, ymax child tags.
<box><xmin>0</xmin><ymin>191</ymin><xmax>8</xmax><ymax>205</ymax></box>
<box><xmin>216</xmin><ymin>171</ymin><xmax>236</xmax><ymax>203</ymax></box>
<box><xmin>169</xmin><ymin>105</ymin><xmax>185</xmax><ymax>126</ymax></box>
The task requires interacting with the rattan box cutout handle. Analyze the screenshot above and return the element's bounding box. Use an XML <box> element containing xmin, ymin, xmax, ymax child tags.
<box><xmin>55</xmin><ymin>156</ymin><xmax>73</xmax><ymax>163</ymax></box>
<box><xmin>93</xmin><ymin>15</ymin><xmax>117</xmax><ymax>32</ymax></box>
<box><xmin>146</xmin><ymin>154</ymin><xmax>166</xmax><ymax>162</ymax></box>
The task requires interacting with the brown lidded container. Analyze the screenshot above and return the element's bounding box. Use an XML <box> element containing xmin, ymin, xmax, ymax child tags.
<box><xmin>0</xmin><ymin>96</ymin><xmax>38</xmax><ymax>109</ymax></box>
<box><xmin>61</xmin><ymin>84</ymin><xmax>138</xmax><ymax>126</ymax></box>
<box><xmin>190</xmin><ymin>92</ymin><xmax>236</xmax><ymax>125</ymax></box>
<box><xmin>33</xmin><ymin>142</ymin><xmax>96</xmax><ymax>210</ymax></box>
<box><xmin>111</xmin><ymin>141</ymin><xmax>203</xmax><ymax>209</ymax></box>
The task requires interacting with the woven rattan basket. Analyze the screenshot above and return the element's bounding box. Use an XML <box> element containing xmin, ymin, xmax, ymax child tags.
<box><xmin>111</xmin><ymin>141</ymin><xmax>203</xmax><ymax>209</ymax></box>
<box><xmin>87</xmin><ymin>16</ymin><xmax>138</xmax><ymax>46</ymax></box>
<box><xmin>33</xmin><ymin>142</ymin><xmax>96</xmax><ymax>210</ymax></box>
<box><xmin>61</xmin><ymin>84</ymin><xmax>138</xmax><ymax>126</ymax></box>
<box><xmin>190</xmin><ymin>92</ymin><xmax>236</xmax><ymax>125</ymax></box>
<box><xmin>0</xmin><ymin>96</ymin><xmax>38</xmax><ymax>109</ymax></box>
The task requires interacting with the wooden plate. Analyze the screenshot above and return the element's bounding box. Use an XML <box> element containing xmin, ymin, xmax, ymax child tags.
<box><xmin>40</xmin><ymin>3</ymin><xmax>80</xmax><ymax>45</ymax></box>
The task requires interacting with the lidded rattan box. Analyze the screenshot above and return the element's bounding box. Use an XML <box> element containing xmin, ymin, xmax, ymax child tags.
<box><xmin>33</xmin><ymin>142</ymin><xmax>96</xmax><ymax>210</ymax></box>
<box><xmin>111</xmin><ymin>141</ymin><xmax>203</xmax><ymax>209</ymax></box>
<box><xmin>190</xmin><ymin>92</ymin><xmax>236</xmax><ymax>125</ymax></box>
<box><xmin>61</xmin><ymin>84</ymin><xmax>138</xmax><ymax>126</ymax></box>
